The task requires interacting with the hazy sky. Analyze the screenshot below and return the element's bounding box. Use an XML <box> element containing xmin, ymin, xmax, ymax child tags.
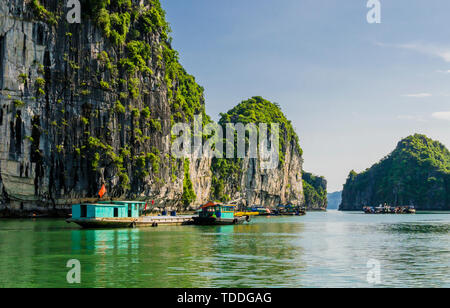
<box><xmin>161</xmin><ymin>0</ymin><xmax>450</xmax><ymax>192</ymax></box>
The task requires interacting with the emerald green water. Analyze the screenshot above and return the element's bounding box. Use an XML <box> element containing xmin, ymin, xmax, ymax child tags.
<box><xmin>0</xmin><ymin>211</ymin><xmax>449</xmax><ymax>288</ymax></box>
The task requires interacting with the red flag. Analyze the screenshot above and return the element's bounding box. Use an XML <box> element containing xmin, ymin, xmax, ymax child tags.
<box><xmin>144</xmin><ymin>202</ymin><xmax>148</xmax><ymax>211</ymax></box>
<box><xmin>98</xmin><ymin>184</ymin><xmax>106</xmax><ymax>198</ymax></box>
<box><xmin>152</xmin><ymin>200</ymin><xmax>155</xmax><ymax>205</ymax></box>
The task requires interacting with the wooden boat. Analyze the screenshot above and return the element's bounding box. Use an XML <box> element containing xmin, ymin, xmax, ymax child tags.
<box><xmin>67</xmin><ymin>201</ymin><xmax>194</xmax><ymax>228</ymax></box>
<box><xmin>235</xmin><ymin>206</ymin><xmax>273</xmax><ymax>217</ymax></box>
<box><xmin>235</xmin><ymin>211</ymin><xmax>260</xmax><ymax>217</ymax></box>
<box><xmin>193</xmin><ymin>202</ymin><xmax>250</xmax><ymax>225</ymax></box>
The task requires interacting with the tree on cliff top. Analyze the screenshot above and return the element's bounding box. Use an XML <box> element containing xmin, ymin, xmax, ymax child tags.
<box><xmin>211</xmin><ymin>96</ymin><xmax>304</xmax><ymax>202</ymax></box>
<box><xmin>302</xmin><ymin>172</ymin><xmax>327</xmax><ymax>209</ymax></box>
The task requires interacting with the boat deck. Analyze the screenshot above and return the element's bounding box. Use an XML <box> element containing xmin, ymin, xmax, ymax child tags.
<box><xmin>138</xmin><ymin>216</ymin><xmax>194</xmax><ymax>226</ymax></box>
<box><xmin>67</xmin><ymin>215</ymin><xmax>195</xmax><ymax>228</ymax></box>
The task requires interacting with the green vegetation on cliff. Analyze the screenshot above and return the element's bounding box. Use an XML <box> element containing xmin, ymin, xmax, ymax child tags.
<box><xmin>211</xmin><ymin>96</ymin><xmax>303</xmax><ymax>202</ymax></box>
<box><xmin>302</xmin><ymin>172</ymin><xmax>327</xmax><ymax>209</ymax></box>
<box><xmin>24</xmin><ymin>0</ymin><xmax>209</xmax><ymax>204</ymax></box>
<box><xmin>218</xmin><ymin>96</ymin><xmax>302</xmax><ymax>161</ymax></box>
<box><xmin>341</xmin><ymin>134</ymin><xmax>450</xmax><ymax>210</ymax></box>
<box><xmin>182</xmin><ymin>159</ymin><xmax>196</xmax><ymax>207</ymax></box>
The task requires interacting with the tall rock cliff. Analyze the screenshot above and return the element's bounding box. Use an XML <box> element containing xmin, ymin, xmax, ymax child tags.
<box><xmin>340</xmin><ymin>134</ymin><xmax>450</xmax><ymax>211</ymax></box>
<box><xmin>0</xmin><ymin>0</ymin><xmax>212</xmax><ymax>215</ymax></box>
<box><xmin>210</xmin><ymin>97</ymin><xmax>305</xmax><ymax>208</ymax></box>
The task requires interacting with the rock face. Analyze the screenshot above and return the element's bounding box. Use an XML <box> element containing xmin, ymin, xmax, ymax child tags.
<box><xmin>302</xmin><ymin>172</ymin><xmax>327</xmax><ymax>210</ymax></box>
<box><xmin>210</xmin><ymin>97</ymin><xmax>305</xmax><ymax>208</ymax></box>
<box><xmin>340</xmin><ymin>134</ymin><xmax>450</xmax><ymax>211</ymax></box>
<box><xmin>0</xmin><ymin>0</ymin><xmax>212</xmax><ymax>216</ymax></box>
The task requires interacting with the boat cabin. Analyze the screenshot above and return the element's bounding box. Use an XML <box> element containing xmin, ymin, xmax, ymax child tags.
<box><xmin>72</xmin><ymin>201</ymin><xmax>146</xmax><ymax>219</ymax></box>
<box><xmin>199</xmin><ymin>202</ymin><xmax>236</xmax><ymax>220</ymax></box>
<box><xmin>98</xmin><ymin>201</ymin><xmax>146</xmax><ymax>218</ymax></box>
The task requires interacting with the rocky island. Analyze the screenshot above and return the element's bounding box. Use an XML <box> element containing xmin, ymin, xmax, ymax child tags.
<box><xmin>340</xmin><ymin>134</ymin><xmax>450</xmax><ymax>211</ymax></box>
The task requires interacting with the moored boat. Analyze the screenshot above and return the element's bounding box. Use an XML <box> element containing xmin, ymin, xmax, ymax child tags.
<box><xmin>235</xmin><ymin>206</ymin><xmax>273</xmax><ymax>217</ymax></box>
<box><xmin>273</xmin><ymin>204</ymin><xmax>306</xmax><ymax>216</ymax></box>
<box><xmin>66</xmin><ymin>201</ymin><xmax>145</xmax><ymax>228</ymax></box>
<box><xmin>193</xmin><ymin>202</ymin><xmax>250</xmax><ymax>225</ymax></box>
<box><xmin>67</xmin><ymin>201</ymin><xmax>194</xmax><ymax>228</ymax></box>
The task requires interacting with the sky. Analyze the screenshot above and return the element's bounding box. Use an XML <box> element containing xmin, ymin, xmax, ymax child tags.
<box><xmin>161</xmin><ymin>0</ymin><xmax>450</xmax><ymax>192</ymax></box>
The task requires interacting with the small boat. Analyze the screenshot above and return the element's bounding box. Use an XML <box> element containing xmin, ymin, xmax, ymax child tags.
<box><xmin>273</xmin><ymin>204</ymin><xmax>306</xmax><ymax>216</ymax></box>
<box><xmin>235</xmin><ymin>211</ymin><xmax>259</xmax><ymax>217</ymax></box>
<box><xmin>193</xmin><ymin>202</ymin><xmax>250</xmax><ymax>225</ymax></box>
<box><xmin>364</xmin><ymin>206</ymin><xmax>375</xmax><ymax>214</ymax></box>
<box><xmin>235</xmin><ymin>206</ymin><xmax>273</xmax><ymax>217</ymax></box>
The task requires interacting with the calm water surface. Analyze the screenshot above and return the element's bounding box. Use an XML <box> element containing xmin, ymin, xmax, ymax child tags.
<box><xmin>0</xmin><ymin>211</ymin><xmax>449</xmax><ymax>287</ymax></box>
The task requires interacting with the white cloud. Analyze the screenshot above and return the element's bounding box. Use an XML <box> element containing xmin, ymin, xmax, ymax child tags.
<box><xmin>402</xmin><ymin>93</ymin><xmax>432</xmax><ymax>98</ymax></box>
<box><xmin>436</xmin><ymin>69</ymin><xmax>450</xmax><ymax>74</ymax></box>
<box><xmin>397</xmin><ymin>43</ymin><xmax>450</xmax><ymax>62</ymax></box>
<box><xmin>432</xmin><ymin>111</ymin><xmax>450</xmax><ymax>121</ymax></box>
<box><xmin>376</xmin><ymin>41</ymin><xmax>450</xmax><ymax>63</ymax></box>
<box><xmin>397</xmin><ymin>115</ymin><xmax>426</xmax><ymax>122</ymax></box>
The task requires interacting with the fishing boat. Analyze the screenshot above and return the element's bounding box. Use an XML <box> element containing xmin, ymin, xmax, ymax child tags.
<box><xmin>66</xmin><ymin>201</ymin><xmax>194</xmax><ymax>228</ymax></box>
<box><xmin>193</xmin><ymin>202</ymin><xmax>250</xmax><ymax>225</ymax></box>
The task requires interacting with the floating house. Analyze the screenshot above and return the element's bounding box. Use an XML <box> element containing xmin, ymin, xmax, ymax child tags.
<box><xmin>72</xmin><ymin>201</ymin><xmax>146</xmax><ymax>220</ymax></box>
<box><xmin>68</xmin><ymin>201</ymin><xmax>193</xmax><ymax>228</ymax></box>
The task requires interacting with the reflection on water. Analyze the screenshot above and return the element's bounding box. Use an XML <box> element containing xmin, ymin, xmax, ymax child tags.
<box><xmin>0</xmin><ymin>212</ymin><xmax>449</xmax><ymax>287</ymax></box>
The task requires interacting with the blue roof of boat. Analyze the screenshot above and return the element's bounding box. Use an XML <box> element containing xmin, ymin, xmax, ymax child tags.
<box><xmin>97</xmin><ymin>201</ymin><xmax>146</xmax><ymax>204</ymax></box>
<box><xmin>79</xmin><ymin>203</ymin><xmax>128</xmax><ymax>207</ymax></box>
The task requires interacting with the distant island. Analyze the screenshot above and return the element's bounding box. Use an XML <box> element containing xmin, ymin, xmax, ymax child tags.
<box><xmin>327</xmin><ymin>191</ymin><xmax>342</xmax><ymax>210</ymax></box>
<box><xmin>340</xmin><ymin>134</ymin><xmax>450</xmax><ymax>211</ymax></box>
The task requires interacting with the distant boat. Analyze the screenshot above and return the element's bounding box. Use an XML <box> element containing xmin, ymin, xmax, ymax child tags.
<box><xmin>193</xmin><ymin>202</ymin><xmax>250</xmax><ymax>225</ymax></box>
<box><xmin>363</xmin><ymin>205</ymin><xmax>416</xmax><ymax>214</ymax></box>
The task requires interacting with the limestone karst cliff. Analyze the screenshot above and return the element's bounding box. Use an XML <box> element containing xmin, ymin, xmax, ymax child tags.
<box><xmin>0</xmin><ymin>0</ymin><xmax>213</xmax><ymax>215</ymax></box>
<box><xmin>210</xmin><ymin>97</ymin><xmax>306</xmax><ymax>208</ymax></box>
<box><xmin>0</xmin><ymin>1</ymin><xmax>326</xmax><ymax>216</ymax></box>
